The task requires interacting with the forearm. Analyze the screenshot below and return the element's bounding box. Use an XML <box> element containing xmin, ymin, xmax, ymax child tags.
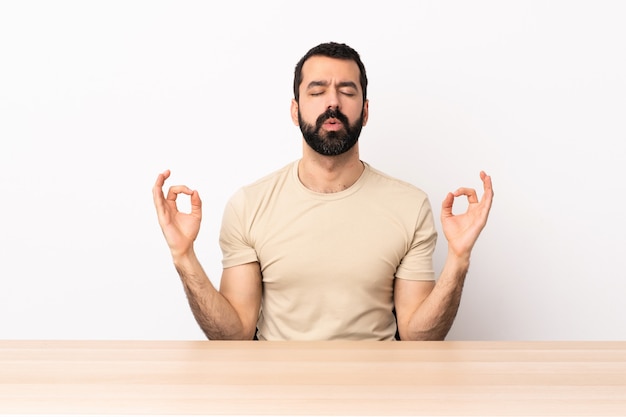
<box><xmin>405</xmin><ymin>251</ymin><xmax>470</xmax><ymax>341</ymax></box>
<box><xmin>172</xmin><ymin>252</ymin><xmax>248</xmax><ymax>340</ymax></box>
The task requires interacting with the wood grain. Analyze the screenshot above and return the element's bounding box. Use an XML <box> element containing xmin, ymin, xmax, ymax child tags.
<box><xmin>1</xmin><ymin>340</ymin><xmax>625</xmax><ymax>415</ymax></box>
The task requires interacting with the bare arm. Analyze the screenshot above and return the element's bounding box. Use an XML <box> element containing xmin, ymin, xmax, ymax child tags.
<box><xmin>152</xmin><ymin>170</ymin><xmax>261</xmax><ymax>340</ymax></box>
<box><xmin>394</xmin><ymin>256</ymin><xmax>468</xmax><ymax>341</ymax></box>
<box><xmin>395</xmin><ymin>171</ymin><xmax>494</xmax><ymax>341</ymax></box>
<box><xmin>174</xmin><ymin>254</ymin><xmax>262</xmax><ymax>340</ymax></box>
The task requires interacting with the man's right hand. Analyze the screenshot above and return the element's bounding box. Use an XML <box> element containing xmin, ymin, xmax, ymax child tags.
<box><xmin>152</xmin><ymin>170</ymin><xmax>202</xmax><ymax>259</ymax></box>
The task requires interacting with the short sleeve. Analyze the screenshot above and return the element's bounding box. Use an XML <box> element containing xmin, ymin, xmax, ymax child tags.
<box><xmin>394</xmin><ymin>198</ymin><xmax>438</xmax><ymax>281</ymax></box>
<box><xmin>219</xmin><ymin>190</ymin><xmax>259</xmax><ymax>269</ymax></box>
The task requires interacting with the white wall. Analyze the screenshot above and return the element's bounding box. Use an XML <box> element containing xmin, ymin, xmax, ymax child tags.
<box><xmin>1</xmin><ymin>0</ymin><xmax>625</xmax><ymax>341</ymax></box>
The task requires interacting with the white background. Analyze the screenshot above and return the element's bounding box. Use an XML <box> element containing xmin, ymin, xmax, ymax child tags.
<box><xmin>1</xmin><ymin>0</ymin><xmax>625</xmax><ymax>341</ymax></box>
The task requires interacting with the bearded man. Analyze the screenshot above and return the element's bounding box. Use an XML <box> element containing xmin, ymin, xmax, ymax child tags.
<box><xmin>153</xmin><ymin>42</ymin><xmax>494</xmax><ymax>341</ymax></box>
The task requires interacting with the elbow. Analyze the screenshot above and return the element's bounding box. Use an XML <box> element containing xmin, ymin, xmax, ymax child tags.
<box><xmin>202</xmin><ymin>322</ymin><xmax>258</xmax><ymax>341</ymax></box>
<box><xmin>399</xmin><ymin>320</ymin><xmax>451</xmax><ymax>341</ymax></box>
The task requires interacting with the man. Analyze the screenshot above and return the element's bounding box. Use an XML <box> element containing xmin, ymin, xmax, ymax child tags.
<box><xmin>153</xmin><ymin>42</ymin><xmax>493</xmax><ymax>341</ymax></box>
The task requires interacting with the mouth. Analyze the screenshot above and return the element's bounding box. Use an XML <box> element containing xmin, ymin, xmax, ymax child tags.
<box><xmin>322</xmin><ymin>118</ymin><xmax>344</xmax><ymax>131</ymax></box>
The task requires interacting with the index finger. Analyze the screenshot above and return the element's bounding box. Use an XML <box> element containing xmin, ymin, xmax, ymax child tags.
<box><xmin>453</xmin><ymin>187</ymin><xmax>479</xmax><ymax>204</ymax></box>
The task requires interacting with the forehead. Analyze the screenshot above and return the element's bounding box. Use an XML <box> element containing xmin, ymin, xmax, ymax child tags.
<box><xmin>300</xmin><ymin>56</ymin><xmax>362</xmax><ymax>88</ymax></box>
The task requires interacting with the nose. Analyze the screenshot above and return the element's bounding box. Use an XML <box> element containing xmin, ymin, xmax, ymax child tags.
<box><xmin>326</xmin><ymin>89</ymin><xmax>340</xmax><ymax>110</ymax></box>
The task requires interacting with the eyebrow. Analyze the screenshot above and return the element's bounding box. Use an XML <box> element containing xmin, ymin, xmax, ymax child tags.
<box><xmin>306</xmin><ymin>80</ymin><xmax>358</xmax><ymax>90</ymax></box>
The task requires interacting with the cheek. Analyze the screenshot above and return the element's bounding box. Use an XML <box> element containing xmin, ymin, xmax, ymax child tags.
<box><xmin>347</xmin><ymin>101</ymin><xmax>364</xmax><ymax>116</ymax></box>
<box><xmin>299</xmin><ymin>106</ymin><xmax>322</xmax><ymax>124</ymax></box>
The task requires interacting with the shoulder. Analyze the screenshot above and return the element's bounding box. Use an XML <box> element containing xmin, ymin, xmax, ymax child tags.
<box><xmin>363</xmin><ymin>163</ymin><xmax>430</xmax><ymax>202</ymax></box>
<box><xmin>227</xmin><ymin>161</ymin><xmax>296</xmax><ymax>208</ymax></box>
<box><xmin>245</xmin><ymin>161</ymin><xmax>295</xmax><ymax>189</ymax></box>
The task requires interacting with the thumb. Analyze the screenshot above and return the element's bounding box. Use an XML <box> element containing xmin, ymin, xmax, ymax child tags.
<box><xmin>190</xmin><ymin>190</ymin><xmax>202</xmax><ymax>219</ymax></box>
<box><xmin>441</xmin><ymin>192</ymin><xmax>455</xmax><ymax>219</ymax></box>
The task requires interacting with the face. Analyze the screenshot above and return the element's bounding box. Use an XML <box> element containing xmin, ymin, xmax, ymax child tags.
<box><xmin>291</xmin><ymin>56</ymin><xmax>369</xmax><ymax>156</ymax></box>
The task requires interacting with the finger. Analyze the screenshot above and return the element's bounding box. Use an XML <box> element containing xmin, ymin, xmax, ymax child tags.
<box><xmin>481</xmin><ymin>171</ymin><xmax>494</xmax><ymax>197</ymax></box>
<box><xmin>440</xmin><ymin>192</ymin><xmax>455</xmax><ymax>218</ymax></box>
<box><xmin>153</xmin><ymin>169</ymin><xmax>170</xmax><ymax>191</ymax></box>
<box><xmin>166</xmin><ymin>185</ymin><xmax>194</xmax><ymax>202</ymax></box>
<box><xmin>454</xmin><ymin>187</ymin><xmax>479</xmax><ymax>204</ymax></box>
<box><xmin>152</xmin><ymin>170</ymin><xmax>171</xmax><ymax>212</ymax></box>
<box><xmin>190</xmin><ymin>190</ymin><xmax>203</xmax><ymax>219</ymax></box>
<box><xmin>479</xmin><ymin>171</ymin><xmax>494</xmax><ymax>212</ymax></box>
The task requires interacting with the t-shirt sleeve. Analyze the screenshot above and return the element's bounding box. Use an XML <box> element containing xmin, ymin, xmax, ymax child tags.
<box><xmin>219</xmin><ymin>189</ymin><xmax>259</xmax><ymax>269</ymax></box>
<box><xmin>394</xmin><ymin>197</ymin><xmax>438</xmax><ymax>281</ymax></box>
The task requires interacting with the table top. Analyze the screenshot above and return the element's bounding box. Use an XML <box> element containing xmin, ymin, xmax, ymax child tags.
<box><xmin>1</xmin><ymin>340</ymin><xmax>625</xmax><ymax>416</ymax></box>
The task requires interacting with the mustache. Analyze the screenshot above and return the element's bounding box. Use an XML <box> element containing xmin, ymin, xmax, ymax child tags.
<box><xmin>315</xmin><ymin>108</ymin><xmax>350</xmax><ymax>129</ymax></box>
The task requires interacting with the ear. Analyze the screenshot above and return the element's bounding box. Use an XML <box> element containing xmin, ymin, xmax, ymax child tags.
<box><xmin>290</xmin><ymin>99</ymin><xmax>299</xmax><ymax>126</ymax></box>
<box><xmin>361</xmin><ymin>99</ymin><xmax>369</xmax><ymax>127</ymax></box>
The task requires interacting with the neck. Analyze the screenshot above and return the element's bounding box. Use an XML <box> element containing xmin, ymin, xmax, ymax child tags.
<box><xmin>298</xmin><ymin>143</ymin><xmax>364</xmax><ymax>193</ymax></box>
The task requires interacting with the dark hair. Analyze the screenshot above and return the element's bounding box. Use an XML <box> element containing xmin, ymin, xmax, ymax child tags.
<box><xmin>293</xmin><ymin>42</ymin><xmax>368</xmax><ymax>103</ymax></box>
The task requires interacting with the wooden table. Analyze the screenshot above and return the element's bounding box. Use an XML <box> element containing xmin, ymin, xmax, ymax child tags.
<box><xmin>1</xmin><ymin>340</ymin><xmax>625</xmax><ymax>416</ymax></box>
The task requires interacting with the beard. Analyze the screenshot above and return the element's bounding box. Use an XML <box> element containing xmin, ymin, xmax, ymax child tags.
<box><xmin>298</xmin><ymin>107</ymin><xmax>364</xmax><ymax>156</ymax></box>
